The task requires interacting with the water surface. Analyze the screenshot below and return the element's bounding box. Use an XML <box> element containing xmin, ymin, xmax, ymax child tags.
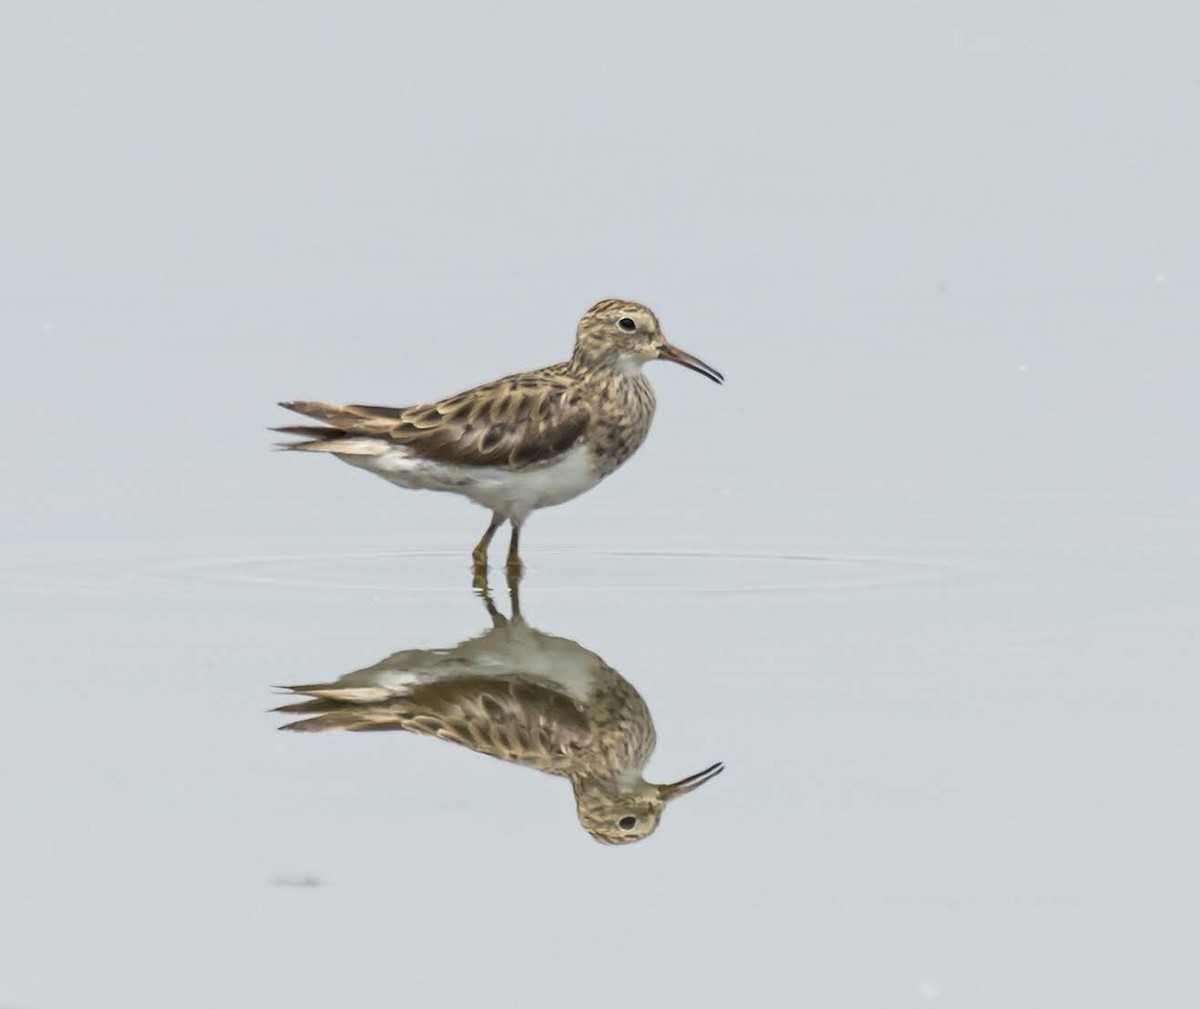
<box><xmin>3</xmin><ymin>499</ymin><xmax>1195</xmax><ymax>1007</ymax></box>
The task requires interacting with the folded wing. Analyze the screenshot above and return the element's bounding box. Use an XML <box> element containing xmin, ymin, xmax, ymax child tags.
<box><xmin>276</xmin><ymin>369</ymin><xmax>592</xmax><ymax>468</ymax></box>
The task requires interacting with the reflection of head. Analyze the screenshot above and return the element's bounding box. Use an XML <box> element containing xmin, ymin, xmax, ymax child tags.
<box><xmin>574</xmin><ymin>763</ymin><xmax>725</xmax><ymax>845</ymax></box>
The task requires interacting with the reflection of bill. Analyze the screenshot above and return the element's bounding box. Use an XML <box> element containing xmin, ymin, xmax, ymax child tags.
<box><xmin>275</xmin><ymin>579</ymin><xmax>723</xmax><ymax>845</ymax></box>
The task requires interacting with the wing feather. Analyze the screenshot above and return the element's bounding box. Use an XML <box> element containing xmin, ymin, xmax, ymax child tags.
<box><xmin>278</xmin><ymin>367</ymin><xmax>593</xmax><ymax>467</ymax></box>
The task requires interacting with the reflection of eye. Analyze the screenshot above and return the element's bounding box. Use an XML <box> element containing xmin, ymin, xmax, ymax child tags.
<box><xmin>618</xmin><ymin>815</ymin><xmax>637</xmax><ymax>830</ymax></box>
<box><xmin>618</xmin><ymin>317</ymin><xmax>637</xmax><ymax>332</ymax></box>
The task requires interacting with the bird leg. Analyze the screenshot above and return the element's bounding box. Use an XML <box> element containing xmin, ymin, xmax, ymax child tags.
<box><xmin>505</xmin><ymin>521</ymin><xmax>524</xmax><ymax>582</ymax></box>
<box><xmin>472</xmin><ymin>513</ymin><xmax>503</xmax><ymax>589</ymax></box>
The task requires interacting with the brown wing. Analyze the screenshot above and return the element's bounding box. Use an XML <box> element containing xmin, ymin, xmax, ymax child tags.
<box><xmin>275</xmin><ymin>675</ymin><xmax>593</xmax><ymax>776</ymax></box>
<box><xmin>277</xmin><ymin>366</ymin><xmax>593</xmax><ymax>467</ymax></box>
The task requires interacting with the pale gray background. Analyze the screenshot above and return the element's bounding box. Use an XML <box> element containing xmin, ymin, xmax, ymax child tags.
<box><xmin>2</xmin><ymin>2</ymin><xmax>1198</xmax><ymax>1007</ymax></box>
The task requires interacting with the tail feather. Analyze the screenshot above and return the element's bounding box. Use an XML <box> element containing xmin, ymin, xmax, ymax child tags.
<box><xmin>271</xmin><ymin>427</ymin><xmax>390</xmax><ymax>455</ymax></box>
<box><xmin>274</xmin><ymin>401</ymin><xmax>397</xmax><ymax>454</ymax></box>
<box><xmin>279</xmin><ymin>400</ymin><xmax>393</xmax><ymax>433</ymax></box>
<box><xmin>279</xmin><ymin>400</ymin><xmax>352</xmax><ymax>425</ymax></box>
<box><xmin>273</xmin><ymin>424</ymin><xmax>341</xmax><ymax>439</ymax></box>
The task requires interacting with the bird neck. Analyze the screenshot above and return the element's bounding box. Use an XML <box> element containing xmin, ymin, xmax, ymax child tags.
<box><xmin>571</xmin><ymin>768</ymin><xmax>651</xmax><ymax>803</ymax></box>
<box><xmin>569</xmin><ymin>341</ymin><xmax>651</xmax><ymax>378</ymax></box>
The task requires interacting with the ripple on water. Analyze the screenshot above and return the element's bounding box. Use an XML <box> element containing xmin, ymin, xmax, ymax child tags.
<box><xmin>160</xmin><ymin>544</ymin><xmax>964</xmax><ymax>599</ymax></box>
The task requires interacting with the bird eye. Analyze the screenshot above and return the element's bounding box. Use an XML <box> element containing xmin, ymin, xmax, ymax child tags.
<box><xmin>617</xmin><ymin>317</ymin><xmax>637</xmax><ymax>332</ymax></box>
<box><xmin>618</xmin><ymin>815</ymin><xmax>637</xmax><ymax>830</ymax></box>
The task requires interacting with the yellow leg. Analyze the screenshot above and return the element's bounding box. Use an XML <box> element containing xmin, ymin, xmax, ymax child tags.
<box><xmin>472</xmin><ymin>514</ymin><xmax>503</xmax><ymax>589</ymax></box>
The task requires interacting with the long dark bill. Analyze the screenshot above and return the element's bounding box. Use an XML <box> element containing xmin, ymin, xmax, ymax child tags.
<box><xmin>659</xmin><ymin>761</ymin><xmax>726</xmax><ymax>798</ymax></box>
<box><xmin>658</xmin><ymin>343</ymin><xmax>724</xmax><ymax>384</ymax></box>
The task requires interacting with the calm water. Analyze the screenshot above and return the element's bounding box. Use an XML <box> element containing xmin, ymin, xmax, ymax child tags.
<box><xmin>4</xmin><ymin>2</ymin><xmax>1198</xmax><ymax>1004</ymax></box>
<box><xmin>3</xmin><ymin>498</ymin><xmax>1196</xmax><ymax>1007</ymax></box>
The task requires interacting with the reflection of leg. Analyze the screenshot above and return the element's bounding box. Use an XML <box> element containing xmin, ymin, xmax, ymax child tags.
<box><xmin>477</xmin><ymin>571</ymin><xmax>507</xmax><ymax>628</ymax></box>
<box><xmin>506</xmin><ymin>561</ymin><xmax>523</xmax><ymax>624</ymax></box>
<box><xmin>505</xmin><ymin>521</ymin><xmax>523</xmax><ymax>580</ymax></box>
<box><xmin>472</xmin><ymin>513</ymin><xmax>503</xmax><ymax>588</ymax></box>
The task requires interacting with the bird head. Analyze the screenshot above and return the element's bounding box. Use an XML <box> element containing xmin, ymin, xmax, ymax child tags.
<box><xmin>574</xmin><ymin>299</ymin><xmax>723</xmax><ymax>384</ymax></box>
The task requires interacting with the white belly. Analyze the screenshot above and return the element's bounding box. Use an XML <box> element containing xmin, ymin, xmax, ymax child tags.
<box><xmin>338</xmin><ymin>442</ymin><xmax>602</xmax><ymax>522</ymax></box>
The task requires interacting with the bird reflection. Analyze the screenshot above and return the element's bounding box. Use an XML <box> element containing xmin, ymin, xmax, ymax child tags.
<box><xmin>275</xmin><ymin>577</ymin><xmax>723</xmax><ymax>844</ymax></box>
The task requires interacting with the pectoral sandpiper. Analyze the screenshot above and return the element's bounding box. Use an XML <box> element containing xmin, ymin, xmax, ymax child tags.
<box><xmin>275</xmin><ymin>580</ymin><xmax>723</xmax><ymax>844</ymax></box>
<box><xmin>274</xmin><ymin>299</ymin><xmax>722</xmax><ymax>575</ymax></box>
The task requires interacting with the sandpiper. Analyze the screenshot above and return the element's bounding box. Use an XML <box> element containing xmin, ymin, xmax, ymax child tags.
<box><xmin>274</xmin><ymin>299</ymin><xmax>722</xmax><ymax>574</ymax></box>
<box><xmin>275</xmin><ymin>580</ymin><xmax>724</xmax><ymax>844</ymax></box>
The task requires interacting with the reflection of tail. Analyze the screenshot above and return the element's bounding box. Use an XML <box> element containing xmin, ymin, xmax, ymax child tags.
<box><xmin>278</xmin><ymin>682</ymin><xmax>405</xmax><ymax>704</ymax></box>
<box><xmin>274</xmin><ymin>694</ymin><xmax>407</xmax><ymax>733</ymax></box>
<box><xmin>275</xmin><ymin>674</ymin><xmax>589</xmax><ymax>770</ymax></box>
<box><xmin>273</xmin><ymin>681</ymin><xmax>409</xmax><ymax>733</ymax></box>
